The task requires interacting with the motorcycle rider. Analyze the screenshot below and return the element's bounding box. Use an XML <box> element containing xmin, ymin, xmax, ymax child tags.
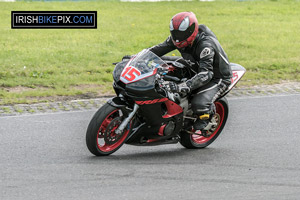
<box><xmin>149</xmin><ymin>12</ymin><xmax>232</xmax><ymax>132</ymax></box>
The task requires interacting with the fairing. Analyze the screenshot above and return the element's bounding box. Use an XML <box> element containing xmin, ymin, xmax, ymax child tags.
<box><xmin>113</xmin><ymin>49</ymin><xmax>169</xmax><ymax>99</ymax></box>
<box><xmin>227</xmin><ymin>63</ymin><xmax>246</xmax><ymax>91</ymax></box>
<box><xmin>220</xmin><ymin>63</ymin><xmax>246</xmax><ymax>98</ymax></box>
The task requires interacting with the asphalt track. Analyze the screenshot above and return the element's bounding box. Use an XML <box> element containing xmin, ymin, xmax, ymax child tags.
<box><xmin>1</xmin><ymin>94</ymin><xmax>300</xmax><ymax>200</ymax></box>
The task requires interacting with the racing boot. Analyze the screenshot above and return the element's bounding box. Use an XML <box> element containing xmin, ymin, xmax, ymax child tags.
<box><xmin>193</xmin><ymin>104</ymin><xmax>216</xmax><ymax>135</ymax></box>
<box><xmin>193</xmin><ymin>114</ymin><xmax>210</xmax><ymax>131</ymax></box>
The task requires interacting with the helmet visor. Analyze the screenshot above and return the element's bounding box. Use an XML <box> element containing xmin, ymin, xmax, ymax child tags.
<box><xmin>170</xmin><ymin>23</ymin><xmax>195</xmax><ymax>42</ymax></box>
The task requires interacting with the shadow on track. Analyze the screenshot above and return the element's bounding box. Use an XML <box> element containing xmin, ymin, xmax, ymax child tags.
<box><xmin>83</xmin><ymin>146</ymin><xmax>228</xmax><ymax>165</ymax></box>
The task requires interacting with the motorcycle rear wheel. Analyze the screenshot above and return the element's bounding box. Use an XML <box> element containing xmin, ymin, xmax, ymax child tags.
<box><xmin>86</xmin><ymin>103</ymin><xmax>131</xmax><ymax>156</ymax></box>
<box><xmin>180</xmin><ymin>97</ymin><xmax>229</xmax><ymax>149</ymax></box>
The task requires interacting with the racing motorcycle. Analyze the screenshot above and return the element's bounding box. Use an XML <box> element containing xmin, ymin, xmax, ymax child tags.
<box><xmin>86</xmin><ymin>49</ymin><xmax>246</xmax><ymax>156</ymax></box>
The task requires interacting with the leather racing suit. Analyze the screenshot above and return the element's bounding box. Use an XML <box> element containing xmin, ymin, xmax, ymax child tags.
<box><xmin>149</xmin><ymin>25</ymin><xmax>232</xmax><ymax>123</ymax></box>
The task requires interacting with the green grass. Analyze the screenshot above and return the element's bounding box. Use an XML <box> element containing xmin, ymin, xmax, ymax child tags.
<box><xmin>0</xmin><ymin>0</ymin><xmax>300</xmax><ymax>104</ymax></box>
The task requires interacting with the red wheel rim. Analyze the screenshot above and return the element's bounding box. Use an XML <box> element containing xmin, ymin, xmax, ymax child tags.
<box><xmin>191</xmin><ymin>102</ymin><xmax>225</xmax><ymax>144</ymax></box>
<box><xmin>96</xmin><ymin>110</ymin><xmax>130</xmax><ymax>152</ymax></box>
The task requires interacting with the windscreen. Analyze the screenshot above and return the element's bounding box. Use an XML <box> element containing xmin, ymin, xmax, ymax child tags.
<box><xmin>120</xmin><ymin>49</ymin><xmax>168</xmax><ymax>84</ymax></box>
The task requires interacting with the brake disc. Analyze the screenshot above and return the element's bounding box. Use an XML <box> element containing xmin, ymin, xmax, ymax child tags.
<box><xmin>104</xmin><ymin>117</ymin><xmax>123</xmax><ymax>145</ymax></box>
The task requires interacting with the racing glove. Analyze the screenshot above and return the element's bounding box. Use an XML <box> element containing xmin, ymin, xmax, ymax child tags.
<box><xmin>169</xmin><ymin>82</ymin><xmax>191</xmax><ymax>95</ymax></box>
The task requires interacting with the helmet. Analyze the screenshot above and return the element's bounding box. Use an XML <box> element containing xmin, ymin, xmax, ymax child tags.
<box><xmin>169</xmin><ymin>12</ymin><xmax>199</xmax><ymax>48</ymax></box>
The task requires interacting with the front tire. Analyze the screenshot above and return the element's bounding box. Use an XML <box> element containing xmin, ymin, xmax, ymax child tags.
<box><xmin>86</xmin><ymin>103</ymin><xmax>131</xmax><ymax>156</ymax></box>
<box><xmin>180</xmin><ymin>97</ymin><xmax>229</xmax><ymax>149</ymax></box>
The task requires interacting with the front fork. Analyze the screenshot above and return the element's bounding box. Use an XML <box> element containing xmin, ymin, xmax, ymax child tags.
<box><xmin>107</xmin><ymin>96</ymin><xmax>140</xmax><ymax>134</ymax></box>
<box><xmin>115</xmin><ymin>104</ymin><xmax>139</xmax><ymax>134</ymax></box>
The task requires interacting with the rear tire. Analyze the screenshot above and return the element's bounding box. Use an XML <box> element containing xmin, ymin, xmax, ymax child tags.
<box><xmin>86</xmin><ymin>103</ymin><xmax>131</xmax><ymax>156</ymax></box>
<box><xmin>180</xmin><ymin>97</ymin><xmax>229</xmax><ymax>149</ymax></box>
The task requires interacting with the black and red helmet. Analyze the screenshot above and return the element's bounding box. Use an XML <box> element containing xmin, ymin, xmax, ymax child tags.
<box><xmin>169</xmin><ymin>12</ymin><xmax>199</xmax><ymax>48</ymax></box>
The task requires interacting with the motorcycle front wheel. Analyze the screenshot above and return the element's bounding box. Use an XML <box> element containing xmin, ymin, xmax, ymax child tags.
<box><xmin>86</xmin><ymin>103</ymin><xmax>131</xmax><ymax>156</ymax></box>
<box><xmin>180</xmin><ymin>97</ymin><xmax>229</xmax><ymax>149</ymax></box>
